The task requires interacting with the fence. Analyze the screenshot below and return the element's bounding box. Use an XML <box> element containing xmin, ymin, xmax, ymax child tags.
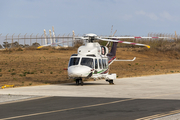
<box><xmin>148</xmin><ymin>32</ymin><xmax>179</xmax><ymax>38</ymax></box>
<box><xmin>0</xmin><ymin>33</ymin><xmax>84</xmax><ymax>49</ymax></box>
<box><xmin>0</xmin><ymin>32</ymin><xmax>179</xmax><ymax>49</ymax></box>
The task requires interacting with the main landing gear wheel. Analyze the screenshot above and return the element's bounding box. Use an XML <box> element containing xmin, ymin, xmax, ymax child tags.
<box><xmin>106</xmin><ymin>80</ymin><xmax>114</xmax><ymax>85</ymax></box>
<box><xmin>76</xmin><ymin>78</ymin><xmax>83</xmax><ymax>86</ymax></box>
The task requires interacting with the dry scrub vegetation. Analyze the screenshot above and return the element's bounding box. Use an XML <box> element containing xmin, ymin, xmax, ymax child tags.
<box><xmin>0</xmin><ymin>39</ymin><xmax>180</xmax><ymax>87</ymax></box>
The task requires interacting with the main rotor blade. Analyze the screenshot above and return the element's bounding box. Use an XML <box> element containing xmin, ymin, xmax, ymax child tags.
<box><xmin>37</xmin><ymin>40</ymin><xmax>71</xmax><ymax>49</ymax></box>
<box><xmin>97</xmin><ymin>38</ymin><xmax>150</xmax><ymax>48</ymax></box>
<box><xmin>75</xmin><ymin>37</ymin><xmax>88</xmax><ymax>40</ymax></box>
<box><xmin>105</xmin><ymin>37</ymin><xmax>169</xmax><ymax>39</ymax></box>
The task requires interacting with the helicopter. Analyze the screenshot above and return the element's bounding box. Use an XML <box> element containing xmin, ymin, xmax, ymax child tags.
<box><xmin>35</xmin><ymin>27</ymin><xmax>153</xmax><ymax>85</ymax></box>
<box><xmin>67</xmin><ymin>33</ymin><xmax>169</xmax><ymax>85</ymax></box>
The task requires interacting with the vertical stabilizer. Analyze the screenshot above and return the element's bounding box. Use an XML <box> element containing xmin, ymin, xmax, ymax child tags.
<box><xmin>107</xmin><ymin>42</ymin><xmax>118</xmax><ymax>65</ymax></box>
<box><xmin>107</xmin><ymin>42</ymin><xmax>118</xmax><ymax>57</ymax></box>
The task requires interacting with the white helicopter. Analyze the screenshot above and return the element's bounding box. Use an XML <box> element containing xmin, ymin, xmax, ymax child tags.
<box><xmin>67</xmin><ymin>33</ymin><xmax>168</xmax><ymax>85</ymax></box>
<box><xmin>35</xmin><ymin>27</ymin><xmax>152</xmax><ymax>85</ymax></box>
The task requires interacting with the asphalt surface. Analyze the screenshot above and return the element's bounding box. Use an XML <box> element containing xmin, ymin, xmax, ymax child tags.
<box><xmin>1</xmin><ymin>97</ymin><xmax>180</xmax><ymax>120</ymax></box>
<box><xmin>1</xmin><ymin>73</ymin><xmax>180</xmax><ymax>120</ymax></box>
<box><xmin>0</xmin><ymin>95</ymin><xmax>38</xmax><ymax>103</ymax></box>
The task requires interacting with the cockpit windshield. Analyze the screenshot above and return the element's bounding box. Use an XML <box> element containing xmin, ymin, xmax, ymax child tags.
<box><xmin>69</xmin><ymin>57</ymin><xmax>80</xmax><ymax>67</ymax></box>
<box><xmin>81</xmin><ymin>58</ymin><xmax>94</xmax><ymax>68</ymax></box>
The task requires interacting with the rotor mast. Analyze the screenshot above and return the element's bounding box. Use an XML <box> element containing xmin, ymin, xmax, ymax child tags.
<box><xmin>84</xmin><ymin>33</ymin><xmax>98</xmax><ymax>43</ymax></box>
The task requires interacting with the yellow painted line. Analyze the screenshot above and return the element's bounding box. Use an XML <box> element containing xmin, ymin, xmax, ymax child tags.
<box><xmin>136</xmin><ymin>109</ymin><xmax>180</xmax><ymax>120</ymax></box>
<box><xmin>0</xmin><ymin>96</ymin><xmax>50</xmax><ymax>105</ymax></box>
<box><xmin>0</xmin><ymin>98</ymin><xmax>135</xmax><ymax>120</ymax></box>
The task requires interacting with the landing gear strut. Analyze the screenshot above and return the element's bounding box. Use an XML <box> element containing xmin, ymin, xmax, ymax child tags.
<box><xmin>76</xmin><ymin>78</ymin><xmax>83</xmax><ymax>85</ymax></box>
<box><xmin>106</xmin><ymin>79</ymin><xmax>114</xmax><ymax>85</ymax></box>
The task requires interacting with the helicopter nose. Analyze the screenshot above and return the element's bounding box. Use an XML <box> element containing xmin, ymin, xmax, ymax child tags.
<box><xmin>68</xmin><ymin>66</ymin><xmax>92</xmax><ymax>78</ymax></box>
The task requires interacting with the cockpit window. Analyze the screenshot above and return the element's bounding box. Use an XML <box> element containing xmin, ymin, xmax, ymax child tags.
<box><xmin>69</xmin><ymin>57</ymin><xmax>80</xmax><ymax>67</ymax></box>
<box><xmin>95</xmin><ymin>59</ymin><xmax>98</xmax><ymax>69</ymax></box>
<box><xmin>81</xmin><ymin>58</ymin><xmax>94</xmax><ymax>68</ymax></box>
<box><xmin>99</xmin><ymin>59</ymin><xmax>102</xmax><ymax>69</ymax></box>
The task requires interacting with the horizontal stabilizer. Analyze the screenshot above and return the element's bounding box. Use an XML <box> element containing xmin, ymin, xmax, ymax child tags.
<box><xmin>115</xmin><ymin>57</ymin><xmax>136</xmax><ymax>61</ymax></box>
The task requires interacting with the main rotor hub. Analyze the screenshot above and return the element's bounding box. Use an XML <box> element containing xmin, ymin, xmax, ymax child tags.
<box><xmin>84</xmin><ymin>33</ymin><xmax>98</xmax><ymax>43</ymax></box>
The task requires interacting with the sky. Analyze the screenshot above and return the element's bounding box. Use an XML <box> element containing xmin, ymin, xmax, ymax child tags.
<box><xmin>0</xmin><ymin>0</ymin><xmax>180</xmax><ymax>37</ymax></box>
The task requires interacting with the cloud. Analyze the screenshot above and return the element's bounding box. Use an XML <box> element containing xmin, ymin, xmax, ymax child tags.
<box><xmin>135</xmin><ymin>10</ymin><xmax>158</xmax><ymax>20</ymax></box>
<box><xmin>135</xmin><ymin>10</ymin><xmax>179</xmax><ymax>22</ymax></box>
<box><xmin>122</xmin><ymin>14</ymin><xmax>133</xmax><ymax>20</ymax></box>
<box><xmin>147</xmin><ymin>13</ymin><xmax>159</xmax><ymax>20</ymax></box>
<box><xmin>135</xmin><ymin>11</ymin><xmax>146</xmax><ymax>15</ymax></box>
<box><xmin>160</xmin><ymin>11</ymin><xmax>177</xmax><ymax>21</ymax></box>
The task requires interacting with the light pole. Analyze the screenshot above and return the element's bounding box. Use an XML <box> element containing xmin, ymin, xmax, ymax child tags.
<box><xmin>30</xmin><ymin>33</ymin><xmax>33</xmax><ymax>46</ymax></box>
<box><xmin>41</xmin><ymin>34</ymin><xmax>43</xmax><ymax>45</ymax></box>
<box><xmin>24</xmin><ymin>33</ymin><xmax>27</xmax><ymax>47</ymax></box>
<box><xmin>58</xmin><ymin>34</ymin><xmax>60</xmax><ymax>43</ymax></box>
<box><xmin>6</xmin><ymin>33</ymin><xmax>9</xmax><ymax>49</ymax></box>
<box><xmin>36</xmin><ymin>33</ymin><xmax>39</xmax><ymax>43</ymax></box>
<box><xmin>63</xmin><ymin>34</ymin><xmax>65</xmax><ymax>46</ymax></box>
<box><xmin>11</xmin><ymin>33</ymin><xmax>15</xmax><ymax>48</ymax></box>
<box><xmin>67</xmin><ymin>33</ymin><xmax>70</xmax><ymax>47</ymax></box>
<box><xmin>18</xmin><ymin>33</ymin><xmax>21</xmax><ymax>47</ymax></box>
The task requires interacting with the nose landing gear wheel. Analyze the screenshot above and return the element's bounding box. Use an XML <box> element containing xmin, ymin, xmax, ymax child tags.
<box><xmin>76</xmin><ymin>78</ymin><xmax>83</xmax><ymax>86</ymax></box>
<box><xmin>76</xmin><ymin>79</ymin><xmax>79</xmax><ymax>85</ymax></box>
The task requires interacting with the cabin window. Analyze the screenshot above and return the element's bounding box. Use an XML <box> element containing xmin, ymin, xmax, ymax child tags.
<box><xmin>101</xmin><ymin>59</ymin><xmax>107</xmax><ymax>69</ymax></box>
<box><xmin>104</xmin><ymin>59</ymin><xmax>106</xmax><ymax>68</ymax></box>
<box><xmin>81</xmin><ymin>58</ymin><xmax>94</xmax><ymax>68</ymax></box>
<box><xmin>103</xmin><ymin>59</ymin><xmax>106</xmax><ymax>68</ymax></box>
<box><xmin>95</xmin><ymin>59</ymin><xmax>98</xmax><ymax>69</ymax></box>
<box><xmin>69</xmin><ymin>57</ymin><xmax>80</xmax><ymax>67</ymax></box>
<box><xmin>99</xmin><ymin>59</ymin><xmax>102</xmax><ymax>69</ymax></box>
<box><xmin>105</xmin><ymin>59</ymin><xmax>107</xmax><ymax>68</ymax></box>
<box><xmin>101</xmin><ymin>59</ymin><xmax>103</xmax><ymax>68</ymax></box>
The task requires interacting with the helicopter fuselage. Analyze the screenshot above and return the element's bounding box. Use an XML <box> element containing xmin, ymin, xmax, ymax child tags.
<box><xmin>68</xmin><ymin>42</ymin><xmax>116</xmax><ymax>81</ymax></box>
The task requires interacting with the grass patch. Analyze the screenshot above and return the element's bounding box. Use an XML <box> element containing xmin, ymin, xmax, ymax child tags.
<box><xmin>11</xmin><ymin>73</ymin><xmax>16</xmax><ymax>75</ymax></box>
